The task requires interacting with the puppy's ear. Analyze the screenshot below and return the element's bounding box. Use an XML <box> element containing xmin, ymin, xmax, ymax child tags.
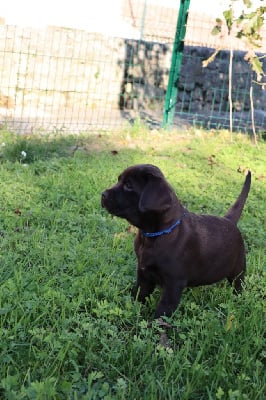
<box><xmin>139</xmin><ymin>177</ymin><xmax>173</xmax><ymax>213</ymax></box>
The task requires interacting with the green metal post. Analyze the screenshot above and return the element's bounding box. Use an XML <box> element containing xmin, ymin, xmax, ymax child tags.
<box><xmin>140</xmin><ymin>0</ymin><xmax>147</xmax><ymax>40</ymax></box>
<box><xmin>162</xmin><ymin>0</ymin><xmax>190</xmax><ymax>128</ymax></box>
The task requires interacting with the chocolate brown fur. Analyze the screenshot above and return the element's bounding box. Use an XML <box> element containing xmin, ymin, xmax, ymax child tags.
<box><xmin>102</xmin><ymin>165</ymin><xmax>251</xmax><ymax>318</ymax></box>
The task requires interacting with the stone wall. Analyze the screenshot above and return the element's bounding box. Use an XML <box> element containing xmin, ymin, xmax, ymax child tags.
<box><xmin>120</xmin><ymin>40</ymin><xmax>266</xmax><ymax>114</ymax></box>
<box><xmin>0</xmin><ymin>25</ymin><xmax>265</xmax><ymax>133</ymax></box>
<box><xmin>0</xmin><ymin>26</ymin><xmax>125</xmax><ymax>114</ymax></box>
<box><xmin>118</xmin><ymin>40</ymin><xmax>170</xmax><ymax>112</ymax></box>
<box><xmin>178</xmin><ymin>46</ymin><xmax>265</xmax><ymax>113</ymax></box>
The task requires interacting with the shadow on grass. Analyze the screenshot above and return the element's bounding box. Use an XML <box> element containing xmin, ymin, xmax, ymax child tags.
<box><xmin>0</xmin><ymin>129</ymin><xmax>140</xmax><ymax>164</ymax></box>
<box><xmin>0</xmin><ymin>131</ymin><xmax>81</xmax><ymax>163</ymax></box>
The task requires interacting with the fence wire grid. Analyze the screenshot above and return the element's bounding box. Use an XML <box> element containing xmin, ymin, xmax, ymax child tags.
<box><xmin>0</xmin><ymin>0</ymin><xmax>265</xmax><ymax>135</ymax></box>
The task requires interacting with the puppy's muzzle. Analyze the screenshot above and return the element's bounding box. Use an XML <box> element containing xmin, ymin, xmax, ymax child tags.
<box><xmin>101</xmin><ymin>190</ymin><xmax>108</xmax><ymax>208</ymax></box>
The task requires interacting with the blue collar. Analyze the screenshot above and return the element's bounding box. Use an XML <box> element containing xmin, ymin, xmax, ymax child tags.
<box><xmin>142</xmin><ymin>218</ymin><xmax>181</xmax><ymax>238</ymax></box>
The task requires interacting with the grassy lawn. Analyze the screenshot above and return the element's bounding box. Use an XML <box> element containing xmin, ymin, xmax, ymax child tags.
<box><xmin>0</xmin><ymin>127</ymin><xmax>265</xmax><ymax>399</ymax></box>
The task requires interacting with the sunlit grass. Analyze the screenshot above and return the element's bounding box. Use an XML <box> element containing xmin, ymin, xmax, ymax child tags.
<box><xmin>0</xmin><ymin>127</ymin><xmax>265</xmax><ymax>399</ymax></box>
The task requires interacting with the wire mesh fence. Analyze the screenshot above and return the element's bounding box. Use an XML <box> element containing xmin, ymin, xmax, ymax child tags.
<box><xmin>0</xmin><ymin>0</ymin><xmax>265</xmax><ymax>135</ymax></box>
<box><xmin>169</xmin><ymin>1</ymin><xmax>266</xmax><ymax>133</ymax></box>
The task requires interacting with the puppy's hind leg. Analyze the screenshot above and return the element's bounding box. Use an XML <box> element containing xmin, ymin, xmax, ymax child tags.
<box><xmin>227</xmin><ymin>252</ymin><xmax>246</xmax><ymax>294</ymax></box>
<box><xmin>228</xmin><ymin>269</ymin><xmax>245</xmax><ymax>294</ymax></box>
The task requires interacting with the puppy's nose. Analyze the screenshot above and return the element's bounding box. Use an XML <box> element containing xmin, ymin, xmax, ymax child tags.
<box><xmin>101</xmin><ymin>191</ymin><xmax>108</xmax><ymax>207</ymax></box>
<box><xmin>102</xmin><ymin>190</ymin><xmax>109</xmax><ymax>199</ymax></box>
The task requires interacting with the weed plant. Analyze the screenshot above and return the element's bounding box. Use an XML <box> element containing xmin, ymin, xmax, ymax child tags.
<box><xmin>0</xmin><ymin>128</ymin><xmax>265</xmax><ymax>399</ymax></box>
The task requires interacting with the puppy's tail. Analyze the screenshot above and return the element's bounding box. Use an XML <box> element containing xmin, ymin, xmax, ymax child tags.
<box><xmin>224</xmin><ymin>171</ymin><xmax>251</xmax><ymax>225</ymax></box>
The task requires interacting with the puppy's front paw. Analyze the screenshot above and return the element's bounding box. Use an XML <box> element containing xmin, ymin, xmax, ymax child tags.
<box><xmin>131</xmin><ymin>284</ymin><xmax>140</xmax><ymax>301</ymax></box>
<box><xmin>157</xmin><ymin>317</ymin><xmax>173</xmax><ymax>329</ymax></box>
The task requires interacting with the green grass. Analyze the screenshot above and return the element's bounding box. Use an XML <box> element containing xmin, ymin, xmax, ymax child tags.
<box><xmin>0</xmin><ymin>128</ymin><xmax>265</xmax><ymax>399</ymax></box>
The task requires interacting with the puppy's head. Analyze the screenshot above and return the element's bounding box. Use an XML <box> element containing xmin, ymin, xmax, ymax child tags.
<box><xmin>101</xmin><ymin>164</ymin><xmax>175</xmax><ymax>228</ymax></box>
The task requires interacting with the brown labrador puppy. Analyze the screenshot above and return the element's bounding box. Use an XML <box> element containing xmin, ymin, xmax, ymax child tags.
<box><xmin>101</xmin><ymin>164</ymin><xmax>251</xmax><ymax>318</ymax></box>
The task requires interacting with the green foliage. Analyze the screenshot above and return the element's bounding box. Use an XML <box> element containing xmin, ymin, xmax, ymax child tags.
<box><xmin>211</xmin><ymin>0</ymin><xmax>266</xmax><ymax>80</ymax></box>
<box><xmin>211</xmin><ymin>18</ymin><xmax>223</xmax><ymax>36</ymax></box>
<box><xmin>223</xmin><ymin>7</ymin><xmax>234</xmax><ymax>34</ymax></box>
<box><xmin>0</xmin><ymin>128</ymin><xmax>265</xmax><ymax>399</ymax></box>
<box><xmin>236</xmin><ymin>6</ymin><xmax>265</xmax><ymax>45</ymax></box>
<box><xmin>236</xmin><ymin>4</ymin><xmax>266</xmax><ymax>79</ymax></box>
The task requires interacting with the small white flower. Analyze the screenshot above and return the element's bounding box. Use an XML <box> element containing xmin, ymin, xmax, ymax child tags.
<box><xmin>21</xmin><ymin>151</ymin><xmax>27</xmax><ymax>158</ymax></box>
<box><xmin>1</xmin><ymin>142</ymin><xmax>5</xmax><ymax>147</ymax></box>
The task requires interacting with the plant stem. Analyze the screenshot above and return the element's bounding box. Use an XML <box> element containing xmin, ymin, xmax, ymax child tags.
<box><xmin>229</xmin><ymin>45</ymin><xmax>233</xmax><ymax>141</ymax></box>
<box><xmin>250</xmin><ymin>84</ymin><xmax>258</xmax><ymax>146</ymax></box>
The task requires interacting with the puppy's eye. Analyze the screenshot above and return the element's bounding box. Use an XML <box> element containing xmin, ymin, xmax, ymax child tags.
<box><xmin>123</xmin><ymin>181</ymin><xmax>133</xmax><ymax>191</ymax></box>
